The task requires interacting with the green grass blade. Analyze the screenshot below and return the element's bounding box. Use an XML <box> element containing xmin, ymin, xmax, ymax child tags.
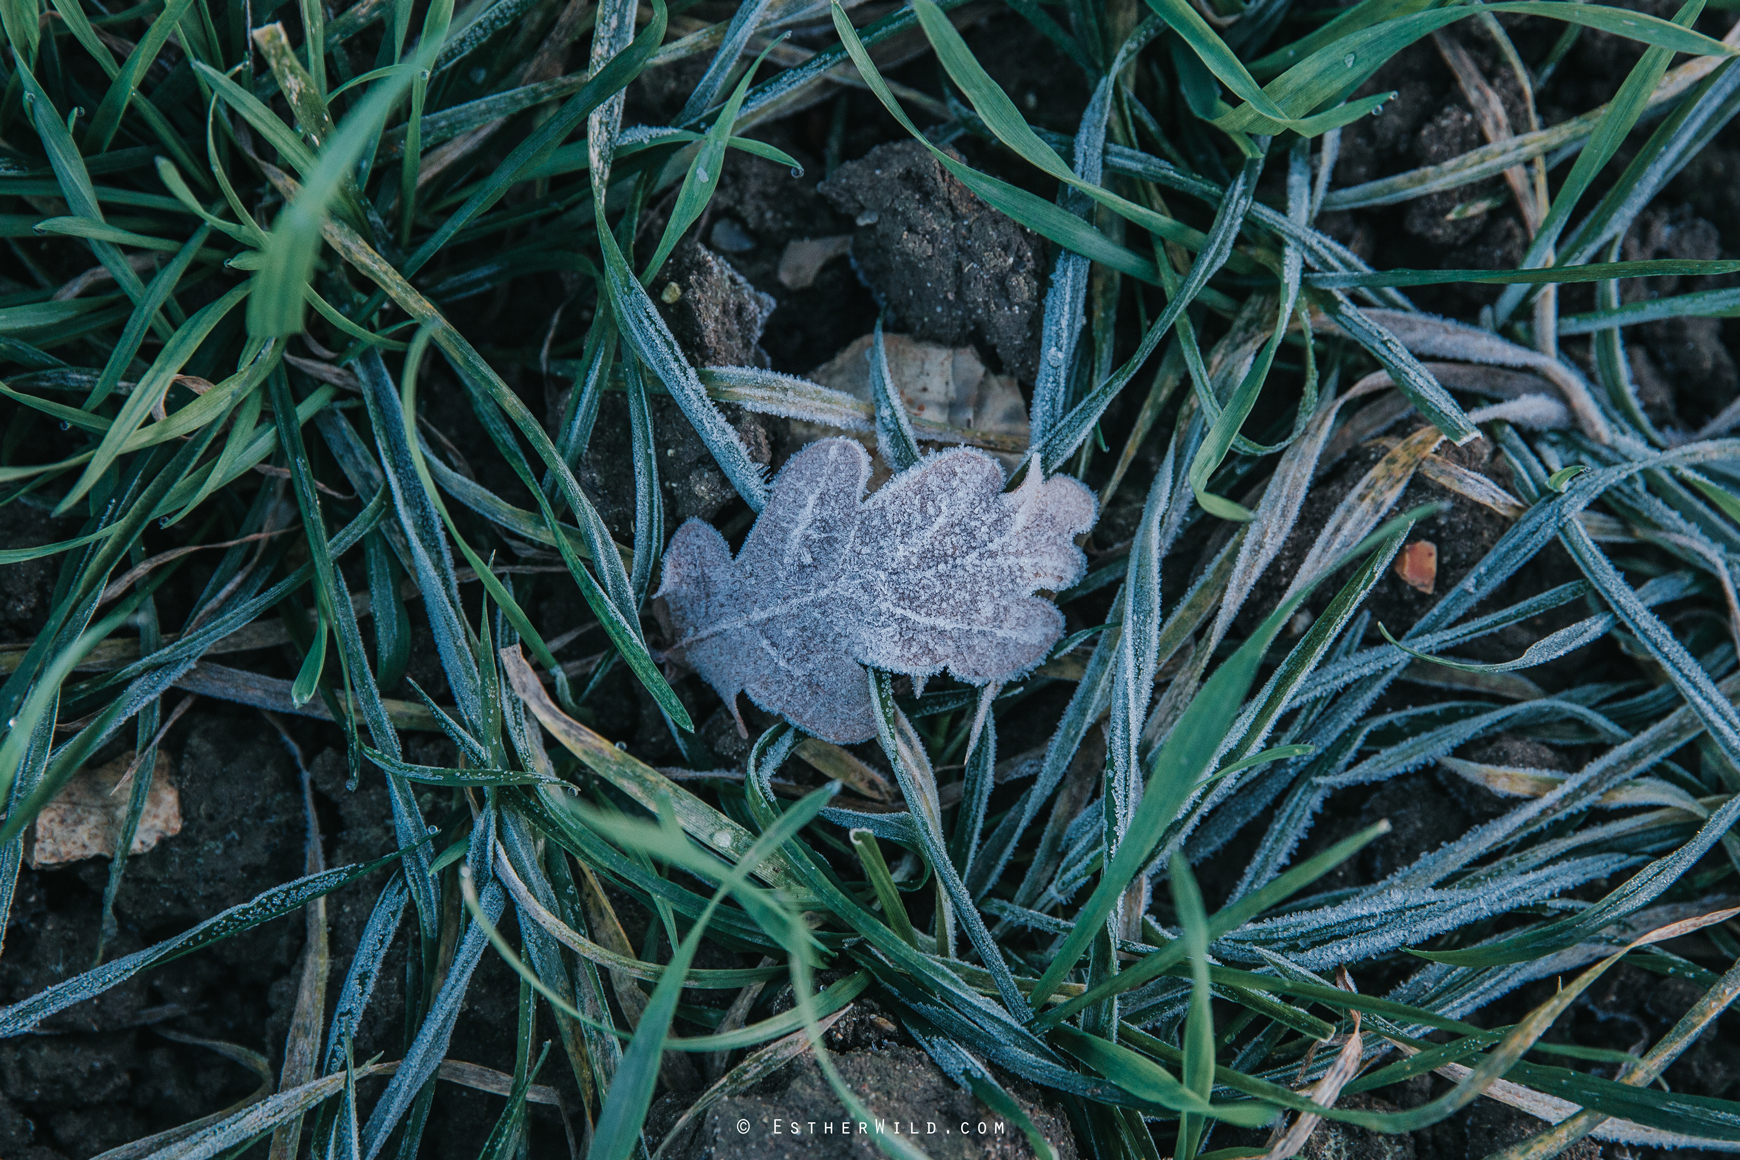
<box><xmin>1174</xmin><ymin>855</ymin><xmax>1215</xmax><ymax>1159</ymax></box>
<box><xmin>86</xmin><ymin>222</ymin><xmax>213</xmax><ymax>409</ymax></box>
<box><xmin>83</xmin><ymin>0</ymin><xmax>197</xmax><ymax>152</ymax></box>
<box><xmin>640</xmin><ymin>39</ymin><xmax>774</xmax><ymax>282</ymax></box>
<box><xmin>247</xmin><ymin>33</ymin><xmax>440</xmax><ymax>336</ymax></box>
<box><xmin>55</xmin><ymin>282</ymin><xmax>252</xmax><ymax>514</ymax></box>
<box><xmin>291</xmin><ymin>610</ymin><xmax>329</xmax><ymax>707</ymax></box>
<box><xmin>398</xmin><ymin>0</ymin><xmax>666</xmax><ymax>279</ymax></box>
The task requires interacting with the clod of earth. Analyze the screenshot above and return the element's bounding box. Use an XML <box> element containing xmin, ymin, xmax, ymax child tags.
<box><xmin>818</xmin><ymin>141</ymin><xmax>1043</xmax><ymax>382</ymax></box>
<box><xmin>656</xmin><ymin>240</ymin><xmax>778</xmax><ymax>368</ymax></box>
<box><xmin>657</xmin><ymin>437</ymin><xmax>1095</xmax><ymax>743</ymax></box>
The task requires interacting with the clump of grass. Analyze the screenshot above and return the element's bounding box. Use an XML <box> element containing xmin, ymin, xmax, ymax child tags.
<box><xmin>2</xmin><ymin>0</ymin><xmax>1740</xmax><ymax>1158</ymax></box>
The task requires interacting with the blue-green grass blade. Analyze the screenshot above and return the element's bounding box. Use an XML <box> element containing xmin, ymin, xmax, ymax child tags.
<box><xmin>16</xmin><ymin>64</ymin><xmax>159</xmax><ymax>327</ymax></box>
<box><xmin>49</xmin><ymin>0</ymin><xmax>116</xmax><ymax>75</ymax></box>
<box><xmin>1053</xmin><ymin>1026</ymin><xmax>1278</xmax><ymax>1125</ymax></box>
<box><xmin>869</xmin><ymin>313</ymin><xmax>920</xmax><ymax>471</ymax></box>
<box><xmin>1143</xmin><ymin>0</ymin><xmax>1292</xmax><ymax>120</ymax></box>
<box><xmin>394</xmin><ymin>0</ymin><xmax>453</xmax><ymax>240</ymax></box>
<box><xmin>830</xmin><ymin>2</ymin><xmax>1164</xmax><ymax>284</ymax></box>
<box><xmin>0</xmin><ymin>850</ymin><xmax>409</xmax><ymax>1035</ymax></box>
<box><xmin>1557</xmin><ymin>282</ymin><xmax>1740</xmax><ymax>332</ymax></box>
<box><xmin>31</xmin><ymin>218</ymin><xmax>193</xmax><ymax>252</ymax></box>
<box><xmin>1037</xmin><ymin>158</ymin><xmax>1261</xmax><ymax>472</ymax></box>
<box><xmin>193</xmin><ymin>62</ymin><xmax>320</xmax><ymax>177</ymax></box>
<box><xmin>0</xmin><ymin>602</ymin><xmax>135</xmax><ymax>809</ymax></box>
<box><xmin>640</xmin><ymin>39</ymin><xmax>776</xmax><ymax>283</ymax></box>
<box><xmin>1036</xmin><ymin>821</ymin><xmax>1390</xmax><ymax>1030</ymax></box>
<box><xmin>584</xmin><ymin>786</ymin><xmax>837</xmax><ymax>1160</ymax></box>
<box><xmin>914</xmin><ymin>0</ymin><xmax>1237</xmax><ymax>249</ymax></box>
<box><xmin>1247</xmin><ymin>0</ymin><xmax>1442</xmax><ymax>77</ymax></box>
<box><xmin>869</xmin><ymin>673</ymin><xmax>1030</xmax><ymax>1017</ymax></box>
<box><xmin>0</xmin><ymin>382</ymin><xmax>111</xmax><ymax>432</ymax></box>
<box><xmin>267</xmin><ymin>368</ymin><xmax>441</xmax><ymax>942</ymax></box>
<box><xmin>596</xmin><ymin>193</ymin><xmax>769</xmax><ymax>513</ymax></box>
<box><xmin>1224</xmin><ymin>1</ymin><xmax>1728</xmax><ymax>140</ymax></box>
<box><xmin>1321</xmin><ymin>294</ymin><xmax>1477</xmax><ymax>443</ymax></box>
<box><xmin>410</xmin><ymin>442</ymin><xmax>569</xmax><ymax>695</ymax></box>
<box><xmin>1174</xmin><ymin>855</ymin><xmax>1215</xmax><ymax>1158</ymax></box>
<box><xmin>1186</xmin><ymin>150</ymin><xmax>1299</xmax><ymax>520</ymax></box>
<box><xmin>675</xmin><ymin>0</ymin><xmax>772</xmax><ymax>123</ymax></box>
<box><xmin>439</xmin><ymin>347</ymin><xmax>688</xmax><ymax>728</ymax></box>
<box><xmin>624</xmin><ymin>354</ymin><xmax>663</xmax><ymax>604</ymax></box>
<box><xmin>1026</xmin><ymin>516</ymin><xmax>1419</xmax><ymax>1009</ymax></box>
<box><xmin>355</xmin><ymin>347</ymin><xmax>484</xmax><ymax>732</ymax></box>
<box><xmin>291</xmin><ymin>610</ymin><xmax>330</xmax><ymax>707</ymax></box>
<box><xmin>1308</xmin><ymin>258</ymin><xmax>1740</xmax><ymax>289</ymax></box>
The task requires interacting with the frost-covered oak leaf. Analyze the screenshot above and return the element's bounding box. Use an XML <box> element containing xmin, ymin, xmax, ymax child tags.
<box><xmin>657</xmin><ymin>438</ymin><xmax>1097</xmax><ymax>744</ymax></box>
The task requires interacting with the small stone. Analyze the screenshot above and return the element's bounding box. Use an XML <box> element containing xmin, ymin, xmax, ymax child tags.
<box><xmin>798</xmin><ymin>332</ymin><xmax>1031</xmax><ymax>481</ymax></box>
<box><xmin>710</xmin><ymin>218</ymin><xmax>757</xmax><ymax>253</ymax></box>
<box><xmin>28</xmin><ymin>750</ymin><xmax>180</xmax><ymax>868</ymax></box>
<box><xmin>661</xmin><ymin>282</ymin><xmax>683</xmax><ymax>304</ymax></box>
<box><xmin>777</xmin><ymin>235</ymin><xmax>853</xmax><ymax>289</ymax></box>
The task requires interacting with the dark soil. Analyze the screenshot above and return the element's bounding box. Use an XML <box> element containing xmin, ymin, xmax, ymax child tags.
<box><xmin>0</xmin><ymin>710</ymin><xmax>375</xmax><ymax>1159</ymax></box>
<box><xmin>649</xmin><ymin>998</ymin><xmax>1075</xmax><ymax>1160</ymax></box>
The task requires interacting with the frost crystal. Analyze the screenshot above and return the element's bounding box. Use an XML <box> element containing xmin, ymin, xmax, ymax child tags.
<box><xmin>658</xmin><ymin>438</ymin><xmax>1097</xmax><ymax>743</ymax></box>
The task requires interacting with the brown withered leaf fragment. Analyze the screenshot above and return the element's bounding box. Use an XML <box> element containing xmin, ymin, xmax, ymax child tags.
<box><xmin>658</xmin><ymin>438</ymin><xmax>1096</xmax><ymax>743</ymax></box>
<box><xmin>1394</xmin><ymin>540</ymin><xmax>1438</xmax><ymax>594</ymax></box>
<box><xmin>28</xmin><ymin>750</ymin><xmax>180</xmax><ymax>868</ymax></box>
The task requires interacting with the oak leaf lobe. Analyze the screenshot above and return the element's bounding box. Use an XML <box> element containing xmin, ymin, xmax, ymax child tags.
<box><xmin>658</xmin><ymin>437</ymin><xmax>1096</xmax><ymax>743</ymax></box>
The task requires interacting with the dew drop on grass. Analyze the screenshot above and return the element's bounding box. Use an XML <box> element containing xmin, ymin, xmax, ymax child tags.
<box><xmin>1344</xmin><ymin>53</ymin><xmax>1356</xmax><ymax>67</ymax></box>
